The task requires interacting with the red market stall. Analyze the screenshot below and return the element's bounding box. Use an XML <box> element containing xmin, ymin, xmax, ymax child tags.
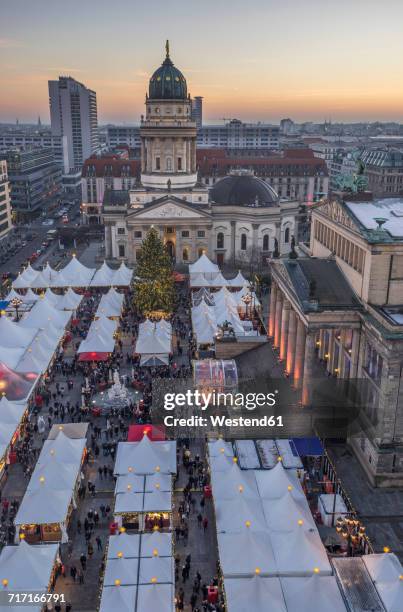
<box><xmin>78</xmin><ymin>352</ymin><xmax>110</xmax><ymax>362</ymax></box>
<box><xmin>127</xmin><ymin>425</ymin><xmax>166</xmax><ymax>442</ymax></box>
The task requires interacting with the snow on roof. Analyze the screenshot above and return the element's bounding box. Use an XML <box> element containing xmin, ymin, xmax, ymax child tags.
<box><xmin>346</xmin><ymin>198</ymin><xmax>403</xmax><ymax>238</ymax></box>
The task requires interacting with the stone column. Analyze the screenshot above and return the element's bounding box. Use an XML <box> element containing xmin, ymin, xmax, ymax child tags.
<box><xmin>338</xmin><ymin>329</ymin><xmax>347</xmax><ymax>377</ymax></box>
<box><xmin>349</xmin><ymin>329</ymin><xmax>360</xmax><ymax>379</ymax></box>
<box><xmin>326</xmin><ymin>330</ymin><xmax>335</xmax><ymax>374</ymax></box>
<box><xmin>286</xmin><ymin>309</ymin><xmax>297</xmax><ymax>376</ymax></box>
<box><xmin>293</xmin><ymin>319</ymin><xmax>306</xmax><ymax>390</ymax></box>
<box><xmin>274</xmin><ymin>291</ymin><xmax>283</xmax><ymax>349</ymax></box>
<box><xmin>280</xmin><ymin>300</ymin><xmax>290</xmax><ymax>361</ymax></box>
<box><xmin>268</xmin><ymin>283</ymin><xmax>277</xmax><ymax>338</ymax></box>
<box><xmin>318</xmin><ymin>329</ymin><xmax>325</xmax><ymax>360</ymax></box>
<box><xmin>231</xmin><ymin>221</ymin><xmax>236</xmax><ymax>265</ymax></box>
<box><xmin>302</xmin><ymin>331</ymin><xmax>316</xmax><ymax>406</ymax></box>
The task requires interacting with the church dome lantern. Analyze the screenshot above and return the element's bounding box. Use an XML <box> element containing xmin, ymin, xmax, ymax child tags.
<box><xmin>149</xmin><ymin>41</ymin><xmax>188</xmax><ymax>100</ymax></box>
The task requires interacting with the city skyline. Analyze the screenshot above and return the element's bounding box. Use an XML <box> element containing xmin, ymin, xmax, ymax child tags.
<box><xmin>1</xmin><ymin>0</ymin><xmax>403</xmax><ymax>124</ymax></box>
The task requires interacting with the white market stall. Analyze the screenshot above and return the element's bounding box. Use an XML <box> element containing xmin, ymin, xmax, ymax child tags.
<box><xmin>95</xmin><ymin>288</ymin><xmax>125</xmax><ymax>319</ymax></box>
<box><xmin>135</xmin><ymin>320</ymin><xmax>172</xmax><ymax>367</ymax></box>
<box><xmin>14</xmin><ymin>430</ymin><xmax>86</xmax><ymax>543</ymax></box>
<box><xmin>281</xmin><ymin>575</ymin><xmax>348</xmax><ymax>612</ymax></box>
<box><xmin>0</xmin><ymin>540</ymin><xmax>60</xmax><ymax>604</ymax></box>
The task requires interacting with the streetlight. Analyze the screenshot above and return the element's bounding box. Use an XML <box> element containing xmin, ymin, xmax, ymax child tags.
<box><xmin>241</xmin><ymin>292</ymin><xmax>252</xmax><ymax>319</ymax></box>
<box><xmin>11</xmin><ymin>297</ymin><xmax>23</xmax><ymax>322</ymax></box>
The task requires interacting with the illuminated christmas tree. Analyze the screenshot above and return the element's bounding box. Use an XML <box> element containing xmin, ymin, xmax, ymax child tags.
<box><xmin>134</xmin><ymin>227</ymin><xmax>175</xmax><ymax>315</ymax></box>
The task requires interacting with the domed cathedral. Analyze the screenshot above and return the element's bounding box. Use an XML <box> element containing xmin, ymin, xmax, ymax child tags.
<box><xmin>103</xmin><ymin>42</ymin><xmax>300</xmax><ymax>266</ymax></box>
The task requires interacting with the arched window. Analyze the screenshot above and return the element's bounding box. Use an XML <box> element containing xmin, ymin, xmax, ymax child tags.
<box><xmin>263</xmin><ymin>234</ymin><xmax>269</xmax><ymax>251</ymax></box>
<box><xmin>285</xmin><ymin>227</ymin><xmax>290</xmax><ymax>243</ymax></box>
<box><xmin>217</xmin><ymin>232</ymin><xmax>224</xmax><ymax>249</ymax></box>
<box><xmin>166</xmin><ymin>157</ymin><xmax>172</xmax><ymax>171</ymax></box>
<box><xmin>241</xmin><ymin>233</ymin><xmax>247</xmax><ymax>251</ymax></box>
<box><xmin>182</xmin><ymin>248</ymin><xmax>189</xmax><ymax>262</ymax></box>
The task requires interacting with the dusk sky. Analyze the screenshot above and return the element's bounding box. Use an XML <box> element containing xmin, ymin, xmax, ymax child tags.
<box><xmin>1</xmin><ymin>0</ymin><xmax>403</xmax><ymax>124</ymax></box>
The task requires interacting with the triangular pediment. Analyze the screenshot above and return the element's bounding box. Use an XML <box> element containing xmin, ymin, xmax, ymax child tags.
<box><xmin>315</xmin><ymin>198</ymin><xmax>361</xmax><ymax>233</ymax></box>
<box><xmin>128</xmin><ymin>196</ymin><xmax>210</xmax><ymax>220</ymax></box>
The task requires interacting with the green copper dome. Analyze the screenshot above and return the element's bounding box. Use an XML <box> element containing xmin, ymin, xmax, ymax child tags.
<box><xmin>149</xmin><ymin>41</ymin><xmax>188</xmax><ymax>100</ymax></box>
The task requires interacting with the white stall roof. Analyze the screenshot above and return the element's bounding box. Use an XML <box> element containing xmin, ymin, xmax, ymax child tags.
<box><xmin>114</xmin><ymin>491</ymin><xmax>144</xmax><ymax>514</ymax></box>
<box><xmin>271</xmin><ymin>527</ymin><xmax>332</xmax><ymax>576</ymax></box>
<box><xmin>217</xmin><ymin>530</ymin><xmax>277</xmax><ymax>577</ymax></box>
<box><xmin>14</xmin><ymin>488</ymin><xmax>73</xmax><ymax>525</ymax></box>
<box><xmin>115</xmin><ymin>474</ymin><xmax>145</xmax><ymax>494</ymax></box>
<box><xmin>136</xmin><ymin>584</ymin><xmax>174</xmax><ymax>612</ymax></box>
<box><xmin>0</xmin><ymin>317</ymin><xmax>36</xmax><ymax>348</ymax></box>
<box><xmin>281</xmin><ymin>575</ymin><xmax>348</xmax><ymax>612</ymax></box>
<box><xmin>96</xmin><ymin>288</ymin><xmax>124</xmax><ymax>318</ymax></box>
<box><xmin>254</xmin><ymin>463</ymin><xmax>303</xmax><ymax>500</ymax></box>
<box><xmin>99</xmin><ymin>585</ymin><xmax>137</xmax><ymax>612</ymax></box>
<box><xmin>90</xmin><ymin>261</ymin><xmax>114</xmax><ymax>287</ymax></box>
<box><xmin>112</xmin><ymin>262</ymin><xmax>133</xmax><ymax>286</ymax></box>
<box><xmin>0</xmin><ymin>540</ymin><xmax>58</xmax><ymax>592</ymax></box>
<box><xmin>107</xmin><ymin>533</ymin><xmax>141</xmax><ymax>559</ymax></box>
<box><xmin>55</xmin><ymin>256</ymin><xmax>95</xmax><ymax>287</ymax></box>
<box><xmin>114</xmin><ymin>437</ymin><xmax>177</xmax><ymax>476</ymax></box>
<box><xmin>138</xmin><ymin>556</ymin><xmax>174</xmax><ymax>585</ymax></box>
<box><xmin>189</xmin><ymin>254</ymin><xmax>219</xmax><ymax>276</ymax></box>
<box><xmin>229</xmin><ymin>270</ymin><xmax>249</xmax><ymax>287</ymax></box>
<box><xmin>140</xmin><ymin>532</ymin><xmax>172</xmax><ymax>558</ymax></box>
<box><xmin>215</xmin><ymin>497</ymin><xmax>266</xmax><ymax>533</ymax></box>
<box><xmin>262</xmin><ymin>493</ymin><xmax>316</xmax><ymax>531</ymax></box>
<box><xmin>211</xmin><ymin>463</ymin><xmax>260</xmax><ymax>500</ymax></box>
<box><xmin>143</xmin><ymin>491</ymin><xmax>172</xmax><ymax>513</ymax></box>
<box><xmin>208</xmin><ymin>440</ymin><xmax>234</xmax><ymax>458</ymax></box>
<box><xmin>145</xmin><ymin>473</ymin><xmax>172</xmax><ymax>492</ymax></box>
<box><xmin>224</xmin><ymin>576</ymin><xmax>287</xmax><ymax>612</ymax></box>
<box><xmin>103</xmin><ymin>557</ymin><xmax>139</xmax><ymax>586</ymax></box>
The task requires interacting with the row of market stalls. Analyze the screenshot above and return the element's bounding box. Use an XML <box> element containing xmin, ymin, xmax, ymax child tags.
<box><xmin>189</xmin><ymin>254</ymin><xmax>248</xmax><ymax>289</ymax></box>
<box><xmin>99</xmin><ymin>532</ymin><xmax>174</xmax><ymax>612</ymax></box>
<box><xmin>191</xmin><ymin>286</ymin><xmax>261</xmax><ymax>346</ymax></box>
<box><xmin>97</xmin><ymin>436</ymin><xmax>177</xmax><ymax>611</ymax></box>
<box><xmin>112</xmin><ymin>436</ymin><xmax>176</xmax><ymax>531</ymax></box>
<box><xmin>11</xmin><ymin>257</ymin><xmax>133</xmax><ymax>290</ymax></box>
<box><xmin>207</xmin><ymin>440</ymin><xmax>403</xmax><ymax>612</ymax></box>
<box><xmin>0</xmin><ymin>301</ymin><xmax>71</xmax><ymax>375</ymax></box>
<box><xmin>134</xmin><ymin>320</ymin><xmax>173</xmax><ymax>367</ymax></box>
<box><xmin>14</xmin><ymin>424</ymin><xmax>88</xmax><ymax>543</ymax></box>
<box><xmin>0</xmin><ymin>396</ymin><xmax>28</xmax><ymax>480</ymax></box>
<box><xmin>77</xmin><ymin>288</ymin><xmax>125</xmax><ymax>362</ymax></box>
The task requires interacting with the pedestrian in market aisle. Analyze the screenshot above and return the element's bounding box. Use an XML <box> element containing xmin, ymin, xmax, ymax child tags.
<box><xmin>78</xmin><ymin>569</ymin><xmax>84</xmax><ymax>584</ymax></box>
<box><xmin>87</xmin><ymin>540</ymin><xmax>94</xmax><ymax>557</ymax></box>
<box><xmin>202</xmin><ymin>516</ymin><xmax>208</xmax><ymax>531</ymax></box>
<box><xmin>79</xmin><ymin>553</ymin><xmax>87</xmax><ymax>570</ymax></box>
<box><xmin>96</xmin><ymin>535</ymin><xmax>102</xmax><ymax>551</ymax></box>
<box><xmin>70</xmin><ymin>565</ymin><xmax>77</xmax><ymax>582</ymax></box>
<box><xmin>197</xmin><ymin>512</ymin><xmax>203</xmax><ymax>528</ymax></box>
<box><xmin>65</xmin><ymin>603</ymin><xmax>72</xmax><ymax>612</ymax></box>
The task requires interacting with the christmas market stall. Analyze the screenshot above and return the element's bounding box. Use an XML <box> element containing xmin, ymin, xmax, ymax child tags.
<box><xmin>135</xmin><ymin>320</ymin><xmax>172</xmax><ymax>367</ymax></box>
<box><xmin>14</xmin><ymin>429</ymin><xmax>86</xmax><ymax>543</ymax></box>
<box><xmin>95</xmin><ymin>288</ymin><xmax>125</xmax><ymax>319</ymax></box>
<box><xmin>0</xmin><ymin>540</ymin><xmax>60</xmax><ymax>603</ymax></box>
<box><xmin>0</xmin><ymin>396</ymin><xmax>28</xmax><ymax>480</ymax></box>
<box><xmin>99</xmin><ymin>530</ymin><xmax>175</xmax><ymax>612</ymax></box>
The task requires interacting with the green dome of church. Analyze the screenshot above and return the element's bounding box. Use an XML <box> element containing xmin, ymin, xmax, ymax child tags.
<box><xmin>149</xmin><ymin>41</ymin><xmax>188</xmax><ymax>100</ymax></box>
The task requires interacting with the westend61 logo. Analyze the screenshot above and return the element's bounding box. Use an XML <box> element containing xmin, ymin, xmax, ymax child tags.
<box><xmin>163</xmin><ymin>390</ymin><xmax>278</xmax><ymax>411</ymax></box>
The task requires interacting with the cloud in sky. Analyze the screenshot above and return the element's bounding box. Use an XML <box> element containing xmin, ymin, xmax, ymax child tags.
<box><xmin>0</xmin><ymin>37</ymin><xmax>23</xmax><ymax>49</ymax></box>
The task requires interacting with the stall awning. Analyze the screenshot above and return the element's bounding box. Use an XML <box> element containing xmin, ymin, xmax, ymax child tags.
<box><xmin>128</xmin><ymin>426</ymin><xmax>166</xmax><ymax>442</ymax></box>
<box><xmin>292</xmin><ymin>437</ymin><xmax>324</xmax><ymax>457</ymax></box>
<box><xmin>78</xmin><ymin>351</ymin><xmax>111</xmax><ymax>362</ymax></box>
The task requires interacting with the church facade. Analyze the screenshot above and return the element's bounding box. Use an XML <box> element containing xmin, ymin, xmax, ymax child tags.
<box><xmin>103</xmin><ymin>44</ymin><xmax>300</xmax><ymax>266</ymax></box>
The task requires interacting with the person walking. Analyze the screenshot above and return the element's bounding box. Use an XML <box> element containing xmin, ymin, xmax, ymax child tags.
<box><xmin>80</xmin><ymin>553</ymin><xmax>87</xmax><ymax>570</ymax></box>
<box><xmin>78</xmin><ymin>569</ymin><xmax>84</xmax><ymax>584</ymax></box>
<box><xmin>96</xmin><ymin>536</ymin><xmax>102</xmax><ymax>551</ymax></box>
<box><xmin>202</xmin><ymin>517</ymin><xmax>208</xmax><ymax>531</ymax></box>
<box><xmin>70</xmin><ymin>566</ymin><xmax>77</xmax><ymax>582</ymax></box>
